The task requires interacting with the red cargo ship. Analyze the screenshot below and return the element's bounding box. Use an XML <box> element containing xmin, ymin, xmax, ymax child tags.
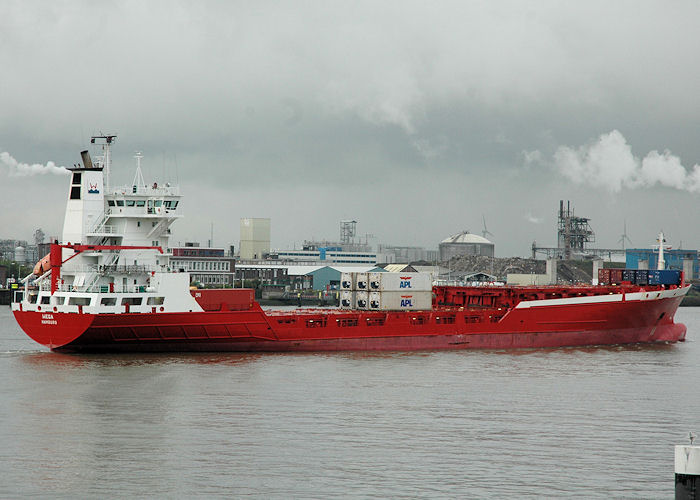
<box><xmin>11</xmin><ymin>136</ymin><xmax>689</xmax><ymax>352</ymax></box>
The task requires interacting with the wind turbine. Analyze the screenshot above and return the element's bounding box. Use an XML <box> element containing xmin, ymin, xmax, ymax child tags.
<box><xmin>618</xmin><ymin>220</ymin><xmax>632</xmax><ymax>250</ymax></box>
<box><xmin>482</xmin><ymin>215</ymin><xmax>494</xmax><ymax>240</ymax></box>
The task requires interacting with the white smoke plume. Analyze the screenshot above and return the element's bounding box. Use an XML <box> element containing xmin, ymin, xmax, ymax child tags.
<box><xmin>550</xmin><ymin>130</ymin><xmax>700</xmax><ymax>192</ymax></box>
<box><xmin>1</xmin><ymin>151</ymin><xmax>70</xmax><ymax>177</ymax></box>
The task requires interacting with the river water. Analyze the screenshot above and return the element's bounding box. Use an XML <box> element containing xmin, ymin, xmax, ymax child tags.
<box><xmin>0</xmin><ymin>305</ymin><xmax>698</xmax><ymax>498</ymax></box>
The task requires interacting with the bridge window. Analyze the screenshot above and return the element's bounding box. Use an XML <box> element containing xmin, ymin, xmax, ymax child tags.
<box><xmin>100</xmin><ymin>297</ymin><xmax>117</xmax><ymax>306</ymax></box>
<box><xmin>121</xmin><ymin>297</ymin><xmax>143</xmax><ymax>305</ymax></box>
<box><xmin>68</xmin><ymin>297</ymin><xmax>91</xmax><ymax>306</ymax></box>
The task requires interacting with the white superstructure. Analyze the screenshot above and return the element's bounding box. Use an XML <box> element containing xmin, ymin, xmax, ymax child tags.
<box><xmin>14</xmin><ymin>135</ymin><xmax>203</xmax><ymax>315</ymax></box>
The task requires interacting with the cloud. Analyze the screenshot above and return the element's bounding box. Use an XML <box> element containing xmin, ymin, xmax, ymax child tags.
<box><xmin>0</xmin><ymin>152</ymin><xmax>69</xmax><ymax>177</ymax></box>
<box><xmin>522</xmin><ymin>150</ymin><xmax>543</xmax><ymax>165</ymax></box>
<box><xmin>525</xmin><ymin>213</ymin><xmax>542</xmax><ymax>224</ymax></box>
<box><xmin>550</xmin><ymin>130</ymin><xmax>700</xmax><ymax>192</ymax></box>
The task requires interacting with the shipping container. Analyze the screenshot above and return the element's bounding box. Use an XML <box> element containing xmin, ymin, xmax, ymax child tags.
<box><xmin>368</xmin><ymin>291</ymin><xmax>432</xmax><ymax>311</ymax></box>
<box><xmin>658</xmin><ymin>269</ymin><xmax>682</xmax><ymax>285</ymax></box>
<box><xmin>598</xmin><ymin>269</ymin><xmax>611</xmax><ymax>285</ymax></box>
<box><xmin>340</xmin><ymin>273</ymin><xmax>354</xmax><ymax>291</ymax></box>
<box><xmin>354</xmin><ymin>273</ymin><xmax>368</xmax><ymax>290</ymax></box>
<box><xmin>368</xmin><ymin>272</ymin><xmax>432</xmax><ymax>292</ymax></box>
<box><xmin>610</xmin><ymin>269</ymin><xmax>624</xmax><ymax>284</ymax></box>
<box><xmin>647</xmin><ymin>270</ymin><xmax>661</xmax><ymax>285</ymax></box>
<box><xmin>622</xmin><ymin>269</ymin><xmax>635</xmax><ymax>283</ymax></box>
<box><xmin>356</xmin><ymin>291</ymin><xmax>369</xmax><ymax>309</ymax></box>
<box><xmin>368</xmin><ymin>272</ymin><xmax>383</xmax><ymax>290</ymax></box>
<box><xmin>339</xmin><ymin>290</ymin><xmax>355</xmax><ymax>309</ymax></box>
<box><xmin>634</xmin><ymin>269</ymin><xmax>648</xmax><ymax>285</ymax></box>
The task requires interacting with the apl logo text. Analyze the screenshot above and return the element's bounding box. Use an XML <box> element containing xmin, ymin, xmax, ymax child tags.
<box><xmin>399</xmin><ymin>276</ymin><xmax>412</xmax><ymax>289</ymax></box>
<box><xmin>400</xmin><ymin>295</ymin><xmax>413</xmax><ymax>307</ymax></box>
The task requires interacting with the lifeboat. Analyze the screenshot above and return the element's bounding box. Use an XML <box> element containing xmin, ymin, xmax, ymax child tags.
<box><xmin>33</xmin><ymin>254</ymin><xmax>51</xmax><ymax>276</ymax></box>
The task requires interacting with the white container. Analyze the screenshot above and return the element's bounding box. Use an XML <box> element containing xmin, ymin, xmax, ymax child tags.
<box><xmin>368</xmin><ymin>272</ymin><xmax>432</xmax><ymax>292</ymax></box>
<box><xmin>368</xmin><ymin>272</ymin><xmax>383</xmax><ymax>290</ymax></box>
<box><xmin>356</xmin><ymin>291</ymin><xmax>369</xmax><ymax>309</ymax></box>
<box><xmin>339</xmin><ymin>290</ymin><xmax>355</xmax><ymax>309</ymax></box>
<box><xmin>368</xmin><ymin>290</ymin><xmax>432</xmax><ymax>311</ymax></box>
<box><xmin>354</xmin><ymin>273</ymin><xmax>368</xmax><ymax>291</ymax></box>
<box><xmin>340</xmin><ymin>273</ymin><xmax>354</xmax><ymax>291</ymax></box>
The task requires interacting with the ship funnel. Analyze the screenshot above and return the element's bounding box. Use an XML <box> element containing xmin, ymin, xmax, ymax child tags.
<box><xmin>80</xmin><ymin>150</ymin><xmax>93</xmax><ymax>169</ymax></box>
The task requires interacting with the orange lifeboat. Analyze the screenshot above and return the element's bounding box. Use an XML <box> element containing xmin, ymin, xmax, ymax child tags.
<box><xmin>33</xmin><ymin>254</ymin><xmax>51</xmax><ymax>276</ymax></box>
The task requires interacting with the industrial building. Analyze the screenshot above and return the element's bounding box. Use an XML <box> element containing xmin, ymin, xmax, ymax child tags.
<box><xmin>439</xmin><ymin>231</ymin><xmax>495</xmax><ymax>261</ymax></box>
<box><xmin>170</xmin><ymin>243</ymin><xmax>236</xmax><ymax>286</ymax></box>
<box><xmin>269</xmin><ymin>247</ymin><xmax>377</xmax><ymax>264</ymax></box>
<box><xmin>532</xmin><ymin>200</ymin><xmax>624</xmax><ymax>260</ymax></box>
<box><xmin>376</xmin><ymin>244</ymin><xmax>439</xmax><ymax>264</ymax></box>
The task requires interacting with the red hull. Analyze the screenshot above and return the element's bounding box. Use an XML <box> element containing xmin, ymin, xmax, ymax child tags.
<box><xmin>13</xmin><ymin>290</ymin><xmax>687</xmax><ymax>353</ymax></box>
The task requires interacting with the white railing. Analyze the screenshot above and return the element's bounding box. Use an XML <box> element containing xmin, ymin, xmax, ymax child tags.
<box><xmin>38</xmin><ymin>281</ymin><xmax>159</xmax><ymax>294</ymax></box>
<box><xmin>110</xmin><ymin>184</ymin><xmax>180</xmax><ymax>196</ymax></box>
<box><xmin>88</xmin><ymin>225</ymin><xmax>116</xmax><ymax>235</ymax></box>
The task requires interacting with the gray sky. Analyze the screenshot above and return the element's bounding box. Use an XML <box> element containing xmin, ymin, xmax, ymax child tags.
<box><xmin>1</xmin><ymin>0</ymin><xmax>699</xmax><ymax>257</ymax></box>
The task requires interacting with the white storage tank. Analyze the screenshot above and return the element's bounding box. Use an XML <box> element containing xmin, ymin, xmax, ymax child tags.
<box><xmin>14</xmin><ymin>246</ymin><xmax>26</xmax><ymax>264</ymax></box>
<box><xmin>369</xmin><ymin>291</ymin><xmax>432</xmax><ymax>311</ymax></box>
<box><xmin>339</xmin><ymin>290</ymin><xmax>355</xmax><ymax>309</ymax></box>
<box><xmin>368</xmin><ymin>272</ymin><xmax>432</xmax><ymax>292</ymax></box>
<box><xmin>356</xmin><ymin>291</ymin><xmax>369</xmax><ymax>309</ymax></box>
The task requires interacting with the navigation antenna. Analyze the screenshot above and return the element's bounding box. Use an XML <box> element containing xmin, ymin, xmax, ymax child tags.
<box><xmin>132</xmin><ymin>151</ymin><xmax>146</xmax><ymax>193</ymax></box>
<box><xmin>90</xmin><ymin>134</ymin><xmax>117</xmax><ymax>193</ymax></box>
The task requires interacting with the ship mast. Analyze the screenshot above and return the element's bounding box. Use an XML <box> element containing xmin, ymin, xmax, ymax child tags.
<box><xmin>657</xmin><ymin>231</ymin><xmax>666</xmax><ymax>270</ymax></box>
<box><xmin>90</xmin><ymin>134</ymin><xmax>116</xmax><ymax>193</ymax></box>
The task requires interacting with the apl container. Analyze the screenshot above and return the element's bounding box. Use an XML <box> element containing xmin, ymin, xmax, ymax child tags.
<box><xmin>339</xmin><ymin>290</ymin><xmax>355</xmax><ymax>309</ymax></box>
<box><xmin>340</xmin><ymin>273</ymin><xmax>354</xmax><ymax>291</ymax></box>
<box><xmin>368</xmin><ymin>291</ymin><xmax>432</xmax><ymax>311</ymax></box>
<box><xmin>356</xmin><ymin>291</ymin><xmax>369</xmax><ymax>309</ymax></box>
<box><xmin>354</xmin><ymin>273</ymin><xmax>368</xmax><ymax>290</ymax></box>
<box><xmin>368</xmin><ymin>272</ymin><xmax>432</xmax><ymax>292</ymax></box>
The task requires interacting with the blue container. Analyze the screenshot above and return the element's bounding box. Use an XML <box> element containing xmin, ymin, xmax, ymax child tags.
<box><xmin>648</xmin><ymin>270</ymin><xmax>661</xmax><ymax>285</ymax></box>
<box><xmin>658</xmin><ymin>269</ymin><xmax>681</xmax><ymax>285</ymax></box>
<box><xmin>634</xmin><ymin>270</ymin><xmax>648</xmax><ymax>285</ymax></box>
<box><xmin>622</xmin><ymin>270</ymin><xmax>635</xmax><ymax>283</ymax></box>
